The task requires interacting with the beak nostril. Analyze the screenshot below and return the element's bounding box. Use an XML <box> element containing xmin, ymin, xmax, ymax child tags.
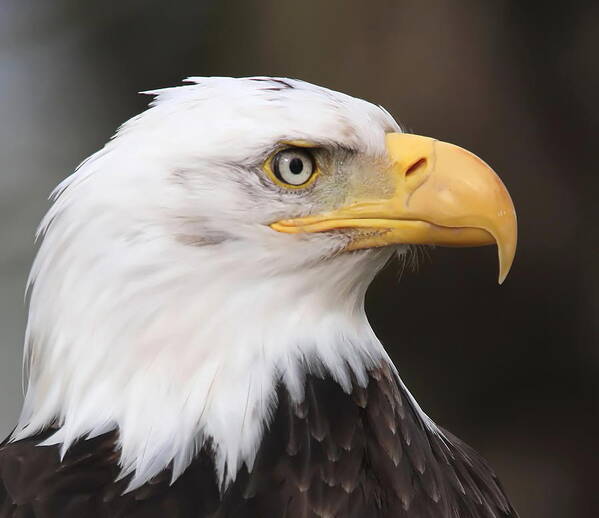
<box><xmin>405</xmin><ymin>158</ymin><xmax>427</xmax><ymax>177</ymax></box>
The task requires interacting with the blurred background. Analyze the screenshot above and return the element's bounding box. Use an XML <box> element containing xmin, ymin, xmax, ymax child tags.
<box><xmin>0</xmin><ymin>1</ymin><xmax>597</xmax><ymax>516</ymax></box>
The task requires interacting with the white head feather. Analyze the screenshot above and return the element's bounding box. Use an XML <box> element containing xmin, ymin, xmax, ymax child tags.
<box><xmin>13</xmin><ymin>77</ymin><xmax>407</xmax><ymax>489</ymax></box>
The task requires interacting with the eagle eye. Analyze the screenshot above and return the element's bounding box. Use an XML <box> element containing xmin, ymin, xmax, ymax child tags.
<box><xmin>265</xmin><ymin>148</ymin><xmax>318</xmax><ymax>189</ymax></box>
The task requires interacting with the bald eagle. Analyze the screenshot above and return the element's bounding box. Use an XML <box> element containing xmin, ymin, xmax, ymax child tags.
<box><xmin>0</xmin><ymin>77</ymin><xmax>518</xmax><ymax>517</ymax></box>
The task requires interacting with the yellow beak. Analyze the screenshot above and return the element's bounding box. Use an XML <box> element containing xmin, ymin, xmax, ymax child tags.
<box><xmin>271</xmin><ymin>133</ymin><xmax>517</xmax><ymax>283</ymax></box>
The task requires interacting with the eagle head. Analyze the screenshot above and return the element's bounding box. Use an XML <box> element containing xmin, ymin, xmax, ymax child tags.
<box><xmin>14</xmin><ymin>77</ymin><xmax>516</xmax><ymax>489</ymax></box>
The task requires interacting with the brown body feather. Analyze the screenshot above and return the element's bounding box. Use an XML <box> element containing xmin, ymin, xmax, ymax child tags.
<box><xmin>0</xmin><ymin>364</ymin><xmax>518</xmax><ymax>517</ymax></box>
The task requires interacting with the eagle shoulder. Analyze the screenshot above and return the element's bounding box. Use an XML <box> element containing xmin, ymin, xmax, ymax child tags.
<box><xmin>0</xmin><ymin>364</ymin><xmax>518</xmax><ymax>517</ymax></box>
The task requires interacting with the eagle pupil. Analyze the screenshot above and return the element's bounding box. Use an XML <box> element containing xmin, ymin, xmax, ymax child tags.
<box><xmin>289</xmin><ymin>158</ymin><xmax>303</xmax><ymax>174</ymax></box>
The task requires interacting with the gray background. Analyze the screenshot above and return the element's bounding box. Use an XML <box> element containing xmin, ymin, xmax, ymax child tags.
<box><xmin>1</xmin><ymin>1</ymin><xmax>597</xmax><ymax>517</ymax></box>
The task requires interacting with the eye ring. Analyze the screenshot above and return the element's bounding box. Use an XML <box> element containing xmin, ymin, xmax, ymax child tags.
<box><xmin>263</xmin><ymin>147</ymin><xmax>319</xmax><ymax>189</ymax></box>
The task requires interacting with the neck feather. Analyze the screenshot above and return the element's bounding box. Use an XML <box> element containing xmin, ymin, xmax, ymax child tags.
<box><xmin>14</xmin><ymin>240</ymin><xmax>394</xmax><ymax>489</ymax></box>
